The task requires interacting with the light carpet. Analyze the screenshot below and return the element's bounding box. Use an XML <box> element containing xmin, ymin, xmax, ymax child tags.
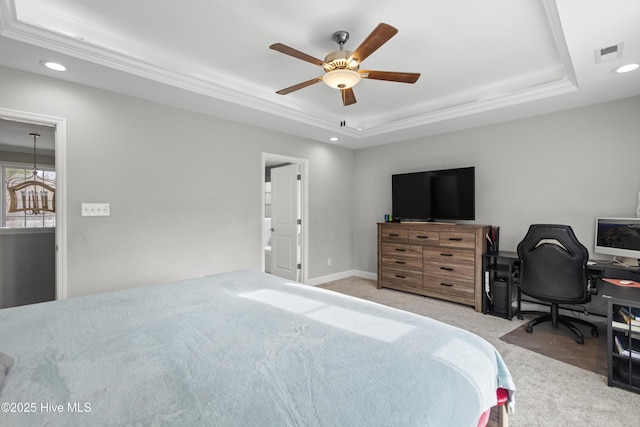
<box><xmin>318</xmin><ymin>277</ymin><xmax>640</xmax><ymax>427</ymax></box>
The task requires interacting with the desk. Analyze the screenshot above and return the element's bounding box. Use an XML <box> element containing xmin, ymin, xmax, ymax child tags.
<box><xmin>584</xmin><ymin>262</ymin><xmax>640</xmax><ymax>316</ymax></box>
<box><xmin>483</xmin><ymin>253</ymin><xmax>640</xmax><ymax>317</ymax></box>
<box><xmin>589</xmin><ymin>265</ymin><xmax>640</xmax><ymax>393</ymax></box>
<box><xmin>484</xmin><ymin>254</ymin><xmax>640</xmax><ymax>392</ymax></box>
<box><xmin>607</xmin><ymin>297</ymin><xmax>640</xmax><ymax>393</ymax></box>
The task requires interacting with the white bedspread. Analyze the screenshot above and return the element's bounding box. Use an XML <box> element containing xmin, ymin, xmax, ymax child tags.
<box><xmin>0</xmin><ymin>270</ymin><xmax>514</xmax><ymax>426</ymax></box>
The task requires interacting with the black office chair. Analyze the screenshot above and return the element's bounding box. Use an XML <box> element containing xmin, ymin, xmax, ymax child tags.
<box><xmin>517</xmin><ymin>224</ymin><xmax>599</xmax><ymax>344</ymax></box>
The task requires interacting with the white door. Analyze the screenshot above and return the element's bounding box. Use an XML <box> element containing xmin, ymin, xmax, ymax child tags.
<box><xmin>270</xmin><ymin>163</ymin><xmax>299</xmax><ymax>281</ymax></box>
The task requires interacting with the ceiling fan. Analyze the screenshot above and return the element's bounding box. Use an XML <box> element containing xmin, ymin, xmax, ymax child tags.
<box><xmin>270</xmin><ymin>23</ymin><xmax>420</xmax><ymax>106</ymax></box>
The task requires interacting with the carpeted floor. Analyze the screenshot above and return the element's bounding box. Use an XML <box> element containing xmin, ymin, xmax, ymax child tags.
<box><xmin>318</xmin><ymin>276</ymin><xmax>640</xmax><ymax>427</ymax></box>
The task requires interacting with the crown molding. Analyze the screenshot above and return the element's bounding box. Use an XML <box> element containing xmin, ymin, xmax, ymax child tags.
<box><xmin>0</xmin><ymin>3</ymin><xmax>339</xmax><ymax>131</ymax></box>
<box><xmin>0</xmin><ymin>0</ymin><xmax>577</xmax><ymax>144</ymax></box>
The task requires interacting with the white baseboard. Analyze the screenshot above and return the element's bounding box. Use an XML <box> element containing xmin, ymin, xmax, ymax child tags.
<box><xmin>306</xmin><ymin>270</ymin><xmax>377</xmax><ymax>286</ymax></box>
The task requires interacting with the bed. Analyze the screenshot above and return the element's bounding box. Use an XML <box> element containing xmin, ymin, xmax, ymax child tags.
<box><xmin>0</xmin><ymin>270</ymin><xmax>514</xmax><ymax>426</ymax></box>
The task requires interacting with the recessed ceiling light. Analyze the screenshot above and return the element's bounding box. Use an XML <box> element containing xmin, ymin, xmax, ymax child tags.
<box><xmin>612</xmin><ymin>63</ymin><xmax>639</xmax><ymax>74</ymax></box>
<box><xmin>329</xmin><ymin>137</ymin><xmax>339</xmax><ymax>142</ymax></box>
<box><xmin>39</xmin><ymin>61</ymin><xmax>67</xmax><ymax>71</ymax></box>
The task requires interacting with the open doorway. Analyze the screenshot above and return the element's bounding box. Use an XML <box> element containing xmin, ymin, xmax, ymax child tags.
<box><xmin>262</xmin><ymin>153</ymin><xmax>308</xmax><ymax>284</ymax></box>
<box><xmin>0</xmin><ymin>108</ymin><xmax>67</xmax><ymax>305</ymax></box>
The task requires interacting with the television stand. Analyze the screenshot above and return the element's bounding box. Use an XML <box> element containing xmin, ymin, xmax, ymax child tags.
<box><xmin>377</xmin><ymin>222</ymin><xmax>491</xmax><ymax>311</ymax></box>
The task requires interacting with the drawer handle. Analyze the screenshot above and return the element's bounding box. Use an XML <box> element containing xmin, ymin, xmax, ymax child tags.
<box><xmin>439</xmin><ymin>282</ymin><xmax>453</xmax><ymax>287</ymax></box>
<box><xmin>440</xmin><ymin>253</ymin><xmax>453</xmax><ymax>257</ymax></box>
<box><xmin>395</xmin><ymin>248</ymin><xmax>406</xmax><ymax>252</ymax></box>
<box><xmin>395</xmin><ymin>261</ymin><xmax>406</xmax><ymax>265</ymax></box>
<box><xmin>395</xmin><ymin>274</ymin><xmax>407</xmax><ymax>279</ymax></box>
<box><xmin>389</xmin><ymin>233</ymin><xmax>400</xmax><ymax>237</ymax></box>
<box><xmin>416</xmin><ymin>235</ymin><xmax>430</xmax><ymax>239</ymax></box>
<box><xmin>448</xmin><ymin>237</ymin><xmax>463</xmax><ymax>241</ymax></box>
<box><xmin>440</xmin><ymin>267</ymin><xmax>454</xmax><ymax>271</ymax></box>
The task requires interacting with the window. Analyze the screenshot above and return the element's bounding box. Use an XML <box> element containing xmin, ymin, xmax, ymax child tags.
<box><xmin>2</xmin><ymin>164</ymin><xmax>56</xmax><ymax>228</ymax></box>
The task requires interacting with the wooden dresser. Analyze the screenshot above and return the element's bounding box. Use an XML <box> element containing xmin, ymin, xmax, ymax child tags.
<box><xmin>377</xmin><ymin>222</ymin><xmax>490</xmax><ymax>311</ymax></box>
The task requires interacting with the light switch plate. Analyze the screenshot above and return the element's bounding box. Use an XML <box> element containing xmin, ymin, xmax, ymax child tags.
<box><xmin>81</xmin><ymin>203</ymin><xmax>110</xmax><ymax>216</ymax></box>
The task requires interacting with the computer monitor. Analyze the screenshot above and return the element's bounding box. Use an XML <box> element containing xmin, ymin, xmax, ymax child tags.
<box><xmin>594</xmin><ymin>217</ymin><xmax>640</xmax><ymax>266</ymax></box>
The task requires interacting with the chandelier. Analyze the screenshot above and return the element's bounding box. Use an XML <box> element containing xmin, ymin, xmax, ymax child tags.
<box><xmin>6</xmin><ymin>133</ymin><xmax>55</xmax><ymax>215</ymax></box>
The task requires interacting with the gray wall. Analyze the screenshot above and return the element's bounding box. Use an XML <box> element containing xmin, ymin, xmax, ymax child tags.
<box><xmin>2</xmin><ymin>65</ymin><xmax>638</xmax><ymax>296</ymax></box>
<box><xmin>353</xmin><ymin>95</ymin><xmax>640</xmax><ymax>274</ymax></box>
<box><xmin>0</xmin><ymin>231</ymin><xmax>55</xmax><ymax>308</ymax></box>
<box><xmin>0</xmin><ymin>151</ymin><xmax>55</xmax><ymax>166</ymax></box>
<box><xmin>0</xmin><ymin>66</ymin><xmax>354</xmax><ymax>297</ymax></box>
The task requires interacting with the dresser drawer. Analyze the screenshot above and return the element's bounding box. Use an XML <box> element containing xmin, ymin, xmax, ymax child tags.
<box><xmin>423</xmin><ymin>274</ymin><xmax>475</xmax><ymax>304</ymax></box>
<box><xmin>408</xmin><ymin>230</ymin><xmax>439</xmax><ymax>245</ymax></box>
<box><xmin>381</xmin><ymin>228</ymin><xmax>408</xmax><ymax>242</ymax></box>
<box><xmin>381</xmin><ymin>243</ymin><xmax>422</xmax><ymax>259</ymax></box>
<box><xmin>423</xmin><ymin>247</ymin><xmax>475</xmax><ymax>265</ymax></box>
<box><xmin>381</xmin><ymin>254</ymin><xmax>423</xmax><ymax>271</ymax></box>
<box><xmin>381</xmin><ymin>267</ymin><xmax>423</xmax><ymax>290</ymax></box>
<box><xmin>423</xmin><ymin>259</ymin><xmax>475</xmax><ymax>280</ymax></box>
<box><xmin>439</xmin><ymin>232</ymin><xmax>476</xmax><ymax>249</ymax></box>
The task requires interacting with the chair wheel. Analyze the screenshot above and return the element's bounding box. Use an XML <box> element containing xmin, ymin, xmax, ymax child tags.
<box><xmin>525</xmin><ymin>325</ymin><xmax>533</xmax><ymax>334</ymax></box>
<box><xmin>591</xmin><ymin>328</ymin><xmax>599</xmax><ymax>337</ymax></box>
<box><xmin>576</xmin><ymin>336</ymin><xmax>584</xmax><ymax>344</ymax></box>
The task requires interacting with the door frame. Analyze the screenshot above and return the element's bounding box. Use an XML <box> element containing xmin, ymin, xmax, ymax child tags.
<box><xmin>261</xmin><ymin>152</ymin><xmax>308</xmax><ymax>284</ymax></box>
<box><xmin>0</xmin><ymin>107</ymin><xmax>67</xmax><ymax>300</ymax></box>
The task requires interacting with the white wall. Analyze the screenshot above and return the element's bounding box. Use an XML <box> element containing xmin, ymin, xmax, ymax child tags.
<box><xmin>0</xmin><ymin>66</ymin><xmax>354</xmax><ymax>297</ymax></box>
<box><xmin>353</xmin><ymin>96</ymin><xmax>640</xmax><ymax>274</ymax></box>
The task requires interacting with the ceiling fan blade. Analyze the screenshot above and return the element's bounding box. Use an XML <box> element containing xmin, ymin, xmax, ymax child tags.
<box><xmin>269</xmin><ymin>43</ymin><xmax>325</xmax><ymax>67</ymax></box>
<box><xmin>276</xmin><ymin>76</ymin><xmax>324</xmax><ymax>95</ymax></box>
<box><xmin>349</xmin><ymin>23</ymin><xmax>398</xmax><ymax>65</ymax></box>
<box><xmin>341</xmin><ymin>88</ymin><xmax>356</xmax><ymax>106</ymax></box>
<box><xmin>359</xmin><ymin>70</ymin><xmax>420</xmax><ymax>83</ymax></box>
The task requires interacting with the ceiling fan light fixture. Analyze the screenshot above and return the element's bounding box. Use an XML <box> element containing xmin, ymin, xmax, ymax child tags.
<box><xmin>271</xmin><ymin>23</ymin><xmax>412</xmax><ymax>105</ymax></box>
<box><xmin>323</xmin><ymin>69</ymin><xmax>361</xmax><ymax>89</ymax></box>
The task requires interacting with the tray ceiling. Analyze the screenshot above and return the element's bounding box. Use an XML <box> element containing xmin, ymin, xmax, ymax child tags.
<box><xmin>0</xmin><ymin>0</ymin><xmax>639</xmax><ymax>149</ymax></box>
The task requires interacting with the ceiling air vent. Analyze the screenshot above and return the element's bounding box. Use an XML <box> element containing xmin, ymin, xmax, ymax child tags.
<box><xmin>595</xmin><ymin>42</ymin><xmax>624</xmax><ymax>63</ymax></box>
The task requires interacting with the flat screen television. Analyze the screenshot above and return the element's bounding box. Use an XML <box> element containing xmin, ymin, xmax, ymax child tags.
<box><xmin>594</xmin><ymin>217</ymin><xmax>640</xmax><ymax>265</ymax></box>
<box><xmin>392</xmin><ymin>166</ymin><xmax>475</xmax><ymax>221</ymax></box>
